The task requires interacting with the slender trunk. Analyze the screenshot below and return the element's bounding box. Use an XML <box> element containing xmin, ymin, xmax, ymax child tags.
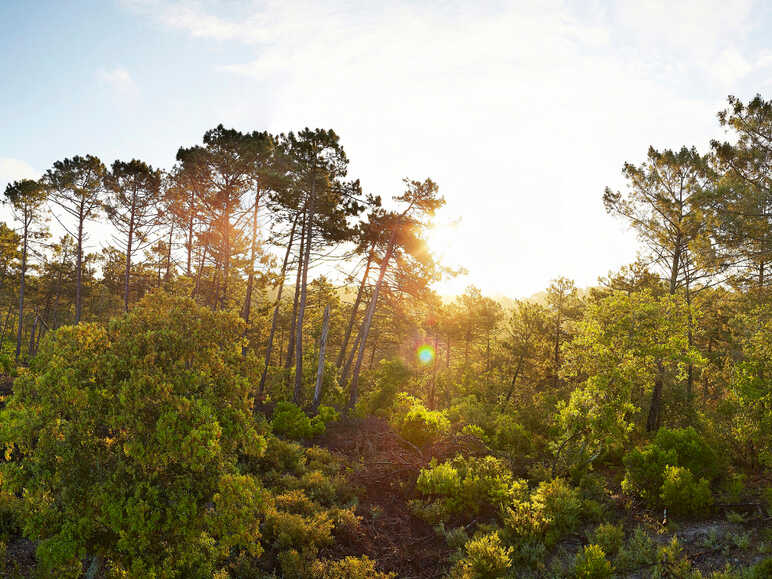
<box><xmin>259</xmin><ymin>215</ymin><xmax>299</xmax><ymax>393</ymax></box>
<box><xmin>124</xmin><ymin>193</ymin><xmax>136</xmax><ymax>312</ymax></box>
<box><xmin>221</xmin><ymin>210</ymin><xmax>230</xmax><ymax>310</ymax></box>
<box><xmin>285</xmin><ymin>214</ymin><xmax>307</xmax><ymax>369</ymax></box>
<box><xmin>294</xmin><ymin>181</ymin><xmax>315</xmax><ymax>404</ymax></box>
<box><xmin>340</xmin><ymin>317</ymin><xmax>364</xmax><ymax>386</ymax></box>
<box><xmin>311</xmin><ymin>304</ymin><xmax>330</xmax><ymax>412</ymax></box>
<box><xmin>27</xmin><ymin>308</ymin><xmax>37</xmax><ymax>357</ymax></box>
<box><xmin>336</xmin><ymin>243</ymin><xmax>375</xmax><ymax>367</ymax></box>
<box><xmin>0</xmin><ymin>303</ymin><xmax>13</xmax><ymax>348</ymax></box>
<box><xmin>647</xmin><ymin>239</ymin><xmax>681</xmax><ymax>430</ymax></box>
<box><xmin>192</xmin><ymin>245</ymin><xmax>207</xmax><ymax>299</ymax></box>
<box><xmin>186</xmin><ymin>195</ymin><xmax>194</xmax><ymax>276</ymax></box>
<box><xmin>75</xmin><ymin>206</ymin><xmax>84</xmax><ymax>324</ymax></box>
<box><xmin>164</xmin><ymin>222</ymin><xmax>174</xmax><ymax>281</ymax></box>
<box><xmin>348</xmin><ymin>229</ymin><xmax>397</xmax><ymax>409</ymax></box>
<box><xmin>15</xmin><ymin>220</ymin><xmax>27</xmax><ymax>361</ymax></box>
<box><xmin>446</xmin><ymin>335</ymin><xmax>450</xmax><ymax>369</ymax></box>
<box><xmin>368</xmin><ymin>327</ymin><xmax>379</xmax><ymax>370</ymax></box>
<box><xmin>505</xmin><ymin>355</ymin><xmax>525</xmax><ymax>402</ymax></box>
<box><xmin>647</xmin><ymin>360</ymin><xmax>664</xmax><ymax>432</ymax></box>
<box><xmin>242</xmin><ymin>193</ymin><xmax>261</xmax><ymax>325</ymax></box>
<box><xmin>553</xmin><ymin>307</ymin><xmax>562</xmax><ymax>389</ymax></box>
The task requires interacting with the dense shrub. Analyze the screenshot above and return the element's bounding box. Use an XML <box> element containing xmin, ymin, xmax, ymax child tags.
<box><xmin>452</xmin><ymin>532</ymin><xmax>513</xmax><ymax>578</ymax></box>
<box><xmin>589</xmin><ymin>523</ymin><xmax>624</xmax><ymax>556</ymax></box>
<box><xmin>414</xmin><ymin>455</ymin><xmax>524</xmax><ymax>522</ymax></box>
<box><xmin>311</xmin><ymin>555</ymin><xmax>395</xmax><ymax>578</ymax></box>
<box><xmin>659</xmin><ymin>465</ymin><xmax>713</xmax><ymax>516</ymax></box>
<box><xmin>574</xmin><ymin>544</ymin><xmax>613</xmax><ymax>578</ymax></box>
<box><xmin>0</xmin><ymin>294</ymin><xmax>268</xmax><ymax>576</ymax></box>
<box><xmin>622</xmin><ymin>426</ymin><xmax>720</xmax><ymax>511</ymax></box>
<box><xmin>501</xmin><ymin>478</ymin><xmax>584</xmax><ymax>547</ymax></box>
<box><xmin>271</xmin><ymin>401</ymin><xmax>339</xmax><ymax>440</ymax></box>
<box><xmin>393</xmin><ymin>394</ymin><xmax>450</xmax><ymax>447</ymax></box>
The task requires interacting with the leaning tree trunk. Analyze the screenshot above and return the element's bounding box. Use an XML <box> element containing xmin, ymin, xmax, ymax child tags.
<box><xmin>123</xmin><ymin>193</ymin><xmax>136</xmax><ymax>312</ymax></box>
<box><xmin>336</xmin><ymin>243</ymin><xmax>375</xmax><ymax>367</ymax></box>
<box><xmin>15</xmin><ymin>222</ymin><xmax>28</xmax><ymax>361</ymax></box>
<box><xmin>311</xmin><ymin>304</ymin><xmax>330</xmax><ymax>412</ymax></box>
<box><xmin>242</xmin><ymin>191</ymin><xmax>261</xmax><ymax>329</ymax></box>
<box><xmin>294</xmin><ymin>176</ymin><xmax>316</xmax><ymax>405</ymax></box>
<box><xmin>259</xmin><ymin>214</ymin><xmax>299</xmax><ymax>393</ymax></box>
<box><xmin>348</xmin><ymin>229</ymin><xmax>397</xmax><ymax>409</ymax></box>
<box><xmin>75</xmin><ymin>205</ymin><xmax>84</xmax><ymax>324</ymax></box>
<box><xmin>285</xmin><ymin>214</ymin><xmax>307</xmax><ymax>369</ymax></box>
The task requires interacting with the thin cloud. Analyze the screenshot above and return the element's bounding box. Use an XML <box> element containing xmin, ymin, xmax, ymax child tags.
<box><xmin>99</xmin><ymin>67</ymin><xmax>138</xmax><ymax>94</ymax></box>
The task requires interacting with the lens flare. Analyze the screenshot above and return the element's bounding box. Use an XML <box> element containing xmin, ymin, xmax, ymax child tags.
<box><xmin>417</xmin><ymin>345</ymin><xmax>435</xmax><ymax>365</ymax></box>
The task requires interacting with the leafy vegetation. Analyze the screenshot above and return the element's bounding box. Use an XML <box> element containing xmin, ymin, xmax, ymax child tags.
<box><xmin>0</xmin><ymin>94</ymin><xmax>769</xmax><ymax>576</ymax></box>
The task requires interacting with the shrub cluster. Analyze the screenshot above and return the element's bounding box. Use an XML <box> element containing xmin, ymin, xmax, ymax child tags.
<box><xmin>622</xmin><ymin>427</ymin><xmax>720</xmax><ymax>515</ymax></box>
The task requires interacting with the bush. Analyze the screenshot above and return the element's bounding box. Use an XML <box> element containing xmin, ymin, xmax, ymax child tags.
<box><xmin>0</xmin><ymin>294</ymin><xmax>268</xmax><ymax>576</ymax></box>
<box><xmin>574</xmin><ymin>544</ymin><xmax>613</xmax><ymax>578</ymax></box>
<box><xmin>452</xmin><ymin>532</ymin><xmax>513</xmax><ymax>578</ymax></box>
<box><xmin>396</xmin><ymin>396</ymin><xmax>451</xmax><ymax>447</ymax></box>
<box><xmin>501</xmin><ymin>478</ymin><xmax>583</xmax><ymax>547</ymax></box>
<box><xmin>311</xmin><ymin>555</ymin><xmax>395</xmax><ymax>578</ymax></box>
<box><xmin>616</xmin><ymin>526</ymin><xmax>656</xmax><ymax>571</ymax></box>
<box><xmin>659</xmin><ymin>465</ymin><xmax>713</xmax><ymax>516</ymax></box>
<box><xmin>415</xmin><ymin>455</ymin><xmax>524</xmax><ymax>522</ymax></box>
<box><xmin>271</xmin><ymin>401</ymin><xmax>338</xmax><ymax>440</ymax></box>
<box><xmin>622</xmin><ymin>426</ymin><xmax>720</xmax><ymax>508</ymax></box>
<box><xmin>590</xmin><ymin>523</ymin><xmax>624</xmax><ymax>556</ymax></box>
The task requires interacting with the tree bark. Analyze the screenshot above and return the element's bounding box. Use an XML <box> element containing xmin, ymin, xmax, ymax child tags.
<box><xmin>15</xmin><ymin>214</ymin><xmax>28</xmax><ymax>361</ymax></box>
<box><xmin>336</xmin><ymin>242</ymin><xmax>374</xmax><ymax>368</ymax></box>
<box><xmin>348</xmin><ymin>229</ymin><xmax>396</xmax><ymax>409</ymax></box>
<box><xmin>75</xmin><ymin>204</ymin><xmax>84</xmax><ymax>324</ymax></box>
<box><xmin>123</xmin><ymin>192</ymin><xmax>136</xmax><ymax>312</ymax></box>
<box><xmin>285</xmin><ymin>214</ymin><xmax>307</xmax><ymax>369</ymax></box>
<box><xmin>294</xmin><ymin>173</ymin><xmax>316</xmax><ymax>404</ymax></box>
<box><xmin>259</xmin><ymin>214</ymin><xmax>299</xmax><ymax>393</ymax></box>
<box><xmin>311</xmin><ymin>304</ymin><xmax>330</xmax><ymax>412</ymax></box>
<box><xmin>241</xmin><ymin>192</ymin><xmax>261</xmax><ymax>327</ymax></box>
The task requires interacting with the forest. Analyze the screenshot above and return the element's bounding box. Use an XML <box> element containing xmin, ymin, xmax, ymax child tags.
<box><xmin>0</xmin><ymin>94</ymin><xmax>769</xmax><ymax>578</ymax></box>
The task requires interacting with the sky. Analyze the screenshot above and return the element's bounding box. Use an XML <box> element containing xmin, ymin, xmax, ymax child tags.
<box><xmin>1</xmin><ymin>0</ymin><xmax>771</xmax><ymax>298</ymax></box>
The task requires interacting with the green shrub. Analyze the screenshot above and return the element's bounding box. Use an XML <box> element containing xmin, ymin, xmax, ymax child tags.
<box><xmin>491</xmin><ymin>415</ymin><xmax>532</xmax><ymax>458</ymax></box>
<box><xmin>311</xmin><ymin>555</ymin><xmax>395</xmax><ymax>578</ymax></box>
<box><xmin>653</xmin><ymin>536</ymin><xmax>696</xmax><ymax>578</ymax></box>
<box><xmin>574</xmin><ymin>544</ymin><xmax>613</xmax><ymax>578</ymax></box>
<box><xmin>271</xmin><ymin>402</ymin><xmax>338</xmax><ymax>440</ymax></box>
<box><xmin>616</xmin><ymin>526</ymin><xmax>656</xmax><ymax>571</ymax></box>
<box><xmin>462</xmin><ymin>424</ymin><xmax>489</xmax><ymax>444</ymax></box>
<box><xmin>750</xmin><ymin>558</ymin><xmax>772</xmax><ymax>579</ymax></box>
<box><xmin>530</xmin><ymin>478</ymin><xmax>583</xmax><ymax>545</ymax></box>
<box><xmin>397</xmin><ymin>398</ymin><xmax>451</xmax><ymax>447</ymax></box>
<box><xmin>590</xmin><ymin>523</ymin><xmax>624</xmax><ymax>556</ymax></box>
<box><xmin>501</xmin><ymin>478</ymin><xmax>583</xmax><ymax>547</ymax></box>
<box><xmin>623</xmin><ymin>427</ymin><xmax>720</xmax><ymax>508</ymax></box>
<box><xmin>659</xmin><ymin>465</ymin><xmax>713</xmax><ymax>516</ymax></box>
<box><xmin>0</xmin><ymin>294</ymin><xmax>268</xmax><ymax>576</ymax></box>
<box><xmin>415</xmin><ymin>455</ymin><xmax>524</xmax><ymax>522</ymax></box>
<box><xmin>452</xmin><ymin>531</ymin><xmax>513</xmax><ymax>578</ymax></box>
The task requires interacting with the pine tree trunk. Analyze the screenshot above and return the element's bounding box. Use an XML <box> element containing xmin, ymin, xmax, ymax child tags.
<box><xmin>312</xmin><ymin>304</ymin><xmax>330</xmax><ymax>412</ymax></box>
<box><xmin>294</xmin><ymin>175</ymin><xmax>316</xmax><ymax>404</ymax></box>
<box><xmin>348</xmin><ymin>229</ymin><xmax>396</xmax><ymax>409</ymax></box>
<box><xmin>75</xmin><ymin>205</ymin><xmax>84</xmax><ymax>324</ymax></box>
<box><xmin>285</xmin><ymin>213</ymin><xmax>307</xmax><ymax>369</ymax></box>
<box><xmin>336</xmin><ymin>243</ymin><xmax>374</xmax><ymax>367</ymax></box>
<box><xmin>259</xmin><ymin>215</ymin><xmax>298</xmax><ymax>393</ymax></box>
<box><xmin>123</xmin><ymin>193</ymin><xmax>136</xmax><ymax>312</ymax></box>
<box><xmin>15</xmin><ymin>221</ymin><xmax>27</xmax><ymax>361</ymax></box>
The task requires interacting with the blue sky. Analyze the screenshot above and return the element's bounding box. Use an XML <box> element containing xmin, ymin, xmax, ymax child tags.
<box><xmin>2</xmin><ymin>0</ymin><xmax>771</xmax><ymax>296</ymax></box>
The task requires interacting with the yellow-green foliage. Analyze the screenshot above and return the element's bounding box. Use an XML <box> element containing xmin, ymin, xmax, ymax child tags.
<box><xmin>393</xmin><ymin>394</ymin><xmax>450</xmax><ymax>447</ymax></box>
<box><xmin>415</xmin><ymin>455</ymin><xmax>525</xmax><ymax>522</ymax></box>
<box><xmin>574</xmin><ymin>544</ymin><xmax>613</xmax><ymax>578</ymax></box>
<box><xmin>452</xmin><ymin>531</ymin><xmax>513</xmax><ymax>579</ymax></box>
<box><xmin>501</xmin><ymin>478</ymin><xmax>583</xmax><ymax>547</ymax></box>
<box><xmin>660</xmin><ymin>465</ymin><xmax>713</xmax><ymax>516</ymax></box>
<box><xmin>271</xmin><ymin>401</ymin><xmax>339</xmax><ymax>440</ymax></box>
<box><xmin>589</xmin><ymin>523</ymin><xmax>624</xmax><ymax>556</ymax></box>
<box><xmin>311</xmin><ymin>555</ymin><xmax>395</xmax><ymax>578</ymax></box>
<box><xmin>622</xmin><ymin>427</ymin><xmax>719</xmax><ymax>511</ymax></box>
<box><xmin>0</xmin><ymin>294</ymin><xmax>268</xmax><ymax>576</ymax></box>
